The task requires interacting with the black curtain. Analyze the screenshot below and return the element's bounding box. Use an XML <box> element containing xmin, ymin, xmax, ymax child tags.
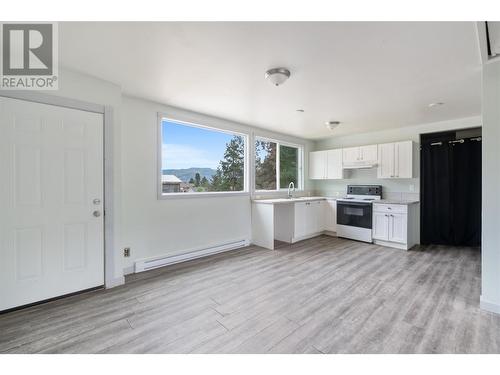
<box><xmin>450</xmin><ymin>139</ymin><xmax>482</xmax><ymax>245</ymax></box>
<box><xmin>421</xmin><ymin>138</ymin><xmax>481</xmax><ymax>246</ymax></box>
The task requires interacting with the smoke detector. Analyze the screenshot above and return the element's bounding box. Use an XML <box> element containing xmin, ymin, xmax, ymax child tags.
<box><xmin>325</xmin><ymin>121</ymin><xmax>341</xmax><ymax>130</ymax></box>
<box><xmin>265</xmin><ymin>68</ymin><xmax>291</xmax><ymax>86</ymax></box>
<box><xmin>428</xmin><ymin>102</ymin><xmax>445</xmax><ymax>108</ymax></box>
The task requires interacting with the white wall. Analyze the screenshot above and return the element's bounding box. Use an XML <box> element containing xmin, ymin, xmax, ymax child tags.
<box><xmin>481</xmin><ymin>61</ymin><xmax>500</xmax><ymax>314</ymax></box>
<box><xmin>120</xmin><ymin>96</ymin><xmax>314</xmax><ymax>272</ymax></box>
<box><xmin>33</xmin><ymin>69</ymin><xmax>315</xmax><ymax>279</ymax></box>
<box><xmin>313</xmin><ymin>116</ymin><xmax>482</xmax><ymax>197</ymax></box>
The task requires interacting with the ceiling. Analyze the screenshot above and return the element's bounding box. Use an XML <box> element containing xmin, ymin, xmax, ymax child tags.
<box><xmin>59</xmin><ymin>22</ymin><xmax>482</xmax><ymax>139</ymax></box>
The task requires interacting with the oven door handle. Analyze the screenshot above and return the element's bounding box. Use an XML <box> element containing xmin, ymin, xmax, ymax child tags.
<box><xmin>337</xmin><ymin>201</ymin><xmax>371</xmax><ymax>207</ymax></box>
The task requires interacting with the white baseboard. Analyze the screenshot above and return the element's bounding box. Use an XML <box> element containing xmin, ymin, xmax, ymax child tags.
<box><xmin>123</xmin><ymin>265</ymin><xmax>134</xmax><ymax>276</ymax></box>
<box><xmin>105</xmin><ymin>276</ymin><xmax>125</xmax><ymax>289</ymax></box>
<box><xmin>134</xmin><ymin>238</ymin><xmax>250</xmax><ymax>273</ymax></box>
<box><xmin>291</xmin><ymin>231</ymin><xmax>324</xmax><ymax>243</ymax></box>
<box><xmin>373</xmin><ymin>239</ymin><xmax>409</xmax><ymax>250</ymax></box>
<box><xmin>480</xmin><ymin>296</ymin><xmax>500</xmax><ymax>315</ymax></box>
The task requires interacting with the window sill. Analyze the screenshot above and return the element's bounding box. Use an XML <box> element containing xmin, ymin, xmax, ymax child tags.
<box><xmin>158</xmin><ymin>191</ymin><xmax>250</xmax><ymax>200</ymax></box>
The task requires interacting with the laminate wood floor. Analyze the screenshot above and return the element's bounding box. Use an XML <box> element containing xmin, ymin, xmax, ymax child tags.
<box><xmin>1</xmin><ymin>235</ymin><xmax>498</xmax><ymax>354</ymax></box>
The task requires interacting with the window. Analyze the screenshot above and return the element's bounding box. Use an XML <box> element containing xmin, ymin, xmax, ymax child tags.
<box><xmin>160</xmin><ymin>117</ymin><xmax>247</xmax><ymax>195</ymax></box>
<box><xmin>255</xmin><ymin>138</ymin><xmax>303</xmax><ymax>191</ymax></box>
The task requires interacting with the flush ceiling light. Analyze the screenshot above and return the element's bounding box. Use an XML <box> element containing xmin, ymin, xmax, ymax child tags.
<box><xmin>428</xmin><ymin>102</ymin><xmax>445</xmax><ymax>108</ymax></box>
<box><xmin>325</xmin><ymin>121</ymin><xmax>341</xmax><ymax>130</ymax></box>
<box><xmin>265</xmin><ymin>68</ymin><xmax>291</xmax><ymax>86</ymax></box>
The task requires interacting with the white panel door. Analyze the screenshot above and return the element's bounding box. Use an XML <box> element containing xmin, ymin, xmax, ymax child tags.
<box><xmin>309</xmin><ymin>151</ymin><xmax>327</xmax><ymax>179</ymax></box>
<box><xmin>342</xmin><ymin>147</ymin><xmax>360</xmax><ymax>164</ymax></box>
<box><xmin>326</xmin><ymin>149</ymin><xmax>343</xmax><ymax>179</ymax></box>
<box><xmin>372</xmin><ymin>212</ymin><xmax>389</xmax><ymax>240</ymax></box>
<box><xmin>313</xmin><ymin>200</ymin><xmax>324</xmax><ymax>232</ymax></box>
<box><xmin>377</xmin><ymin>143</ymin><xmax>395</xmax><ymax>178</ymax></box>
<box><xmin>0</xmin><ymin>97</ymin><xmax>104</xmax><ymax>311</ymax></box>
<box><xmin>304</xmin><ymin>203</ymin><xmax>315</xmax><ymax>236</ymax></box>
<box><xmin>294</xmin><ymin>202</ymin><xmax>308</xmax><ymax>238</ymax></box>
<box><xmin>324</xmin><ymin>200</ymin><xmax>337</xmax><ymax>232</ymax></box>
<box><xmin>388</xmin><ymin>213</ymin><xmax>407</xmax><ymax>244</ymax></box>
<box><xmin>395</xmin><ymin>141</ymin><xmax>413</xmax><ymax>178</ymax></box>
<box><xmin>359</xmin><ymin>144</ymin><xmax>378</xmax><ymax>162</ymax></box>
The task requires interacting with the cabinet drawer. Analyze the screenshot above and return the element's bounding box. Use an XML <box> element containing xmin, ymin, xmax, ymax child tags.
<box><xmin>373</xmin><ymin>204</ymin><xmax>407</xmax><ymax>214</ymax></box>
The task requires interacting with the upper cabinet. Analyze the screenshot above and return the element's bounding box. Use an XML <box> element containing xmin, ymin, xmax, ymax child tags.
<box><xmin>309</xmin><ymin>149</ymin><xmax>344</xmax><ymax>180</ymax></box>
<box><xmin>360</xmin><ymin>145</ymin><xmax>378</xmax><ymax>163</ymax></box>
<box><xmin>342</xmin><ymin>145</ymin><xmax>378</xmax><ymax>165</ymax></box>
<box><xmin>309</xmin><ymin>150</ymin><xmax>327</xmax><ymax>179</ymax></box>
<box><xmin>326</xmin><ymin>149</ymin><xmax>344</xmax><ymax>179</ymax></box>
<box><xmin>309</xmin><ymin>141</ymin><xmax>413</xmax><ymax>181</ymax></box>
<box><xmin>377</xmin><ymin>141</ymin><xmax>413</xmax><ymax>179</ymax></box>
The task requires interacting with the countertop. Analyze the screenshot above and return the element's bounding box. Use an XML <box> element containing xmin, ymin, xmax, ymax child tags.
<box><xmin>252</xmin><ymin>196</ymin><xmax>333</xmax><ymax>204</ymax></box>
<box><xmin>252</xmin><ymin>196</ymin><xmax>419</xmax><ymax>205</ymax></box>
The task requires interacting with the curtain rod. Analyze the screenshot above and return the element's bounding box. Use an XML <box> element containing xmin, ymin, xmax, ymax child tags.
<box><xmin>428</xmin><ymin>136</ymin><xmax>482</xmax><ymax>146</ymax></box>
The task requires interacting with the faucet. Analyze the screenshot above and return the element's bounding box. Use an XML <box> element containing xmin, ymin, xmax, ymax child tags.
<box><xmin>287</xmin><ymin>182</ymin><xmax>295</xmax><ymax>199</ymax></box>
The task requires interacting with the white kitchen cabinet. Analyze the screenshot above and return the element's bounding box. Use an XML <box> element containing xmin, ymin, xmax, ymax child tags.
<box><xmin>377</xmin><ymin>141</ymin><xmax>413</xmax><ymax>178</ymax></box>
<box><xmin>309</xmin><ymin>149</ymin><xmax>344</xmax><ymax>179</ymax></box>
<box><xmin>388</xmin><ymin>213</ymin><xmax>407</xmax><ymax>244</ymax></box>
<box><xmin>312</xmin><ymin>200</ymin><xmax>324</xmax><ymax>232</ymax></box>
<box><xmin>342</xmin><ymin>144</ymin><xmax>378</xmax><ymax>165</ymax></box>
<box><xmin>342</xmin><ymin>147</ymin><xmax>360</xmax><ymax>164</ymax></box>
<box><xmin>396</xmin><ymin>141</ymin><xmax>413</xmax><ymax>178</ymax></box>
<box><xmin>326</xmin><ymin>149</ymin><xmax>344</xmax><ymax>179</ymax></box>
<box><xmin>372</xmin><ymin>211</ymin><xmax>389</xmax><ymax>240</ymax></box>
<box><xmin>293</xmin><ymin>200</ymin><xmax>325</xmax><ymax>241</ymax></box>
<box><xmin>324</xmin><ymin>199</ymin><xmax>337</xmax><ymax>232</ymax></box>
<box><xmin>309</xmin><ymin>151</ymin><xmax>328</xmax><ymax>179</ymax></box>
<box><xmin>372</xmin><ymin>203</ymin><xmax>419</xmax><ymax>250</ymax></box>
<box><xmin>359</xmin><ymin>145</ymin><xmax>378</xmax><ymax>162</ymax></box>
<box><xmin>294</xmin><ymin>202</ymin><xmax>308</xmax><ymax>239</ymax></box>
<box><xmin>377</xmin><ymin>143</ymin><xmax>395</xmax><ymax>178</ymax></box>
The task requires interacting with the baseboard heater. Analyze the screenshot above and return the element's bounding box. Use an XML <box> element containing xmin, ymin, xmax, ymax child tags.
<box><xmin>134</xmin><ymin>239</ymin><xmax>249</xmax><ymax>273</ymax></box>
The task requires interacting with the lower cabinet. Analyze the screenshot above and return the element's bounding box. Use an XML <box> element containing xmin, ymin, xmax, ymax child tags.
<box><xmin>324</xmin><ymin>199</ymin><xmax>337</xmax><ymax>232</ymax></box>
<box><xmin>372</xmin><ymin>203</ymin><xmax>418</xmax><ymax>250</ymax></box>
<box><xmin>293</xmin><ymin>200</ymin><xmax>326</xmax><ymax>241</ymax></box>
<box><xmin>372</xmin><ymin>212</ymin><xmax>390</xmax><ymax>240</ymax></box>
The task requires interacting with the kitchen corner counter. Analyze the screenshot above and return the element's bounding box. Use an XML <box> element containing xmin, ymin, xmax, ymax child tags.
<box><xmin>375</xmin><ymin>199</ymin><xmax>420</xmax><ymax>205</ymax></box>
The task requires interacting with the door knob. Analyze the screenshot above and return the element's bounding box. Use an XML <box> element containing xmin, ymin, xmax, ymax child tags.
<box><xmin>93</xmin><ymin>210</ymin><xmax>101</xmax><ymax>217</ymax></box>
<box><xmin>93</xmin><ymin>198</ymin><xmax>101</xmax><ymax>205</ymax></box>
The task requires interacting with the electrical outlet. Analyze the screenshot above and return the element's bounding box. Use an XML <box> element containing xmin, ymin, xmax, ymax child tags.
<box><xmin>409</xmin><ymin>184</ymin><xmax>415</xmax><ymax>192</ymax></box>
<box><xmin>124</xmin><ymin>247</ymin><xmax>130</xmax><ymax>257</ymax></box>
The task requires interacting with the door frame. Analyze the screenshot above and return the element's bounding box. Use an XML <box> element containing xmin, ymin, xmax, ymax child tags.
<box><xmin>0</xmin><ymin>90</ymin><xmax>120</xmax><ymax>289</ymax></box>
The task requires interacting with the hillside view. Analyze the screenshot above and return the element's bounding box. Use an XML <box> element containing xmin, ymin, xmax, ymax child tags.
<box><xmin>161</xmin><ymin>119</ymin><xmax>298</xmax><ymax>193</ymax></box>
<box><xmin>162</xmin><ymin>168</ymin><xmax>216</xmax><ymax>182</ymax></box>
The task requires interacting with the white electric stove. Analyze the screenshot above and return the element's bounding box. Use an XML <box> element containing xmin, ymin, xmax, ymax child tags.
<box><xmin>336</xmin><ymin>185</ymin><xmax>382</xmax><ymax>243</ymax></box>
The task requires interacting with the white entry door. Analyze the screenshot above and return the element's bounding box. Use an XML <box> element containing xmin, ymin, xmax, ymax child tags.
<box><xmin>0</xmin><ymin>97</ymin><xmax>104</xmax><ymax>311</ymax></box>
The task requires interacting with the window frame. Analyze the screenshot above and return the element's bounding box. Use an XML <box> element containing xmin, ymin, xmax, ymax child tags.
<box><xmin>254</xmin><ymin>136</ymin><xmax>304</xmax><ymax>193</ymax></box>
<box><xmin>157</xmin><ymin>114</ymin><xmax>250</xmax><ymax>199</ymax></box>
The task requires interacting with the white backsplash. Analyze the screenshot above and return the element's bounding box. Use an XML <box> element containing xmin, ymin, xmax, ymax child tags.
<box><xmin>313</xmin><ymin>175</ymin><xmax>420</xmax><ymax>201</ymax></box>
